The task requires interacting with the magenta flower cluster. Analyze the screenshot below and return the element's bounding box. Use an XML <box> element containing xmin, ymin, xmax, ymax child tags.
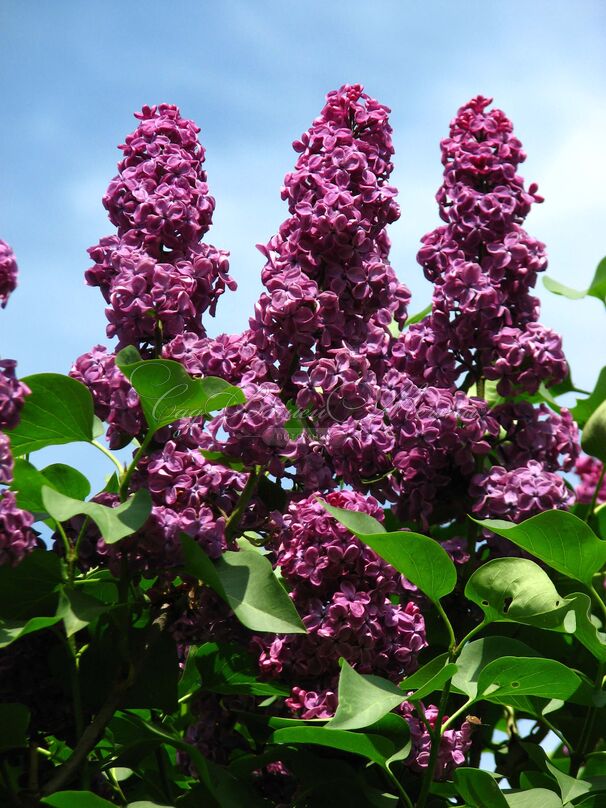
<box><xmin>0</xmin><ymin>242</ymin><xmax>36</xmax><ymax>565</ymax></box>
<box><xmin>397</xmin><ymin>95</ymin><xmax>567</xmax><ymax>397</ymax></box>
<box><xmin>28</xmin><ymin>85</ymin><xmax>590</xmax><ymax>786</ymax></box>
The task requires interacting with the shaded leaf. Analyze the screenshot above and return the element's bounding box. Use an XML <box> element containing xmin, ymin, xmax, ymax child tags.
<box><xmin>41</xmin><ymin>486</ymin><xmax>151</xmax><ymax>543</ymax></box>
<box><xmin>57</xmin><ymin>588</ymin><xmax>108</xmax><ymax>637</ymax></box>
<box><xmin>399</xmin><ymin>655</ymin><xmax>458</xmax><ymax>701</ymax></box>
<box><xmin>452</xmin><ymin>637</ymin><xmax>538</xmax><ymax>699</ymax></box>
<box><xmin>572</xmin><ymin>367</ymin><xmax>606</xmax><ymax>428</ymax></box>
<box><xmin>0</xmin><ymin>615</ymin><xmax>62</xmax><ymax>649</ymax></box>
<box><xmin>6</xmin><ymin>374</ymin><xmax>95</xmax><ymax>456</ymax></box>
<box><xmin>454</xmin><ymin>767</ymin><xmax>508</xmax><ymax>808</ymax></box>
<box><xmin>181</xmin><ymin>535</ymin><xmax>305</xmax><ymax>634</ymax></box>
<box><xmin>0</xmin><ymin>703</ymin><xmax>30</xmax><ymax>751</ymax></box>
<box><xmin>327</xmin><ymin>659</ymin><xmax>404</xmax><ymax>730</ymax></box>
<box><xmin>0</xmin><ymin>549</ymin><xmax>63</xmax><ymax>620</ymax></box>
<box><xmin>41</xmin><ymin>792</ymin><xmax>116</xmax><ymax>808</ymax></box>
<box><xmin>582</xmin><ymin>399</ymin><xmax>606</xmax><ymax>464</ymax></box>
<box><xmin>194</xmin><ymin>642</ymin><xmax>289</xmax><ymax>696</ymax></box>
<box><xmin>270</xmin><ymin>725</ymin><xmax>395</xmax><ymax>767</ymax></box>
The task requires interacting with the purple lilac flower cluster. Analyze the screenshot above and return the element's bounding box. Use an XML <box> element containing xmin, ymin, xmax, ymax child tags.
<box><xmin>249</xmin><ymin>84</ymin><xmax>410</xmax><ymax>390</ymax></box>
<box><xmin>254</xmin><ymin>490</ymin><xmax>427</xmax><ymax>719</ymax></box>
<box><xmin>0</xmin><ymin>242</ymin><xmax>36</xmax><ymax>566</ymax></box>
<box><xmin>72</xmin><ymin>103</ymin><xmax>236</xmax><ymax>449</ymax></box>
<box><xmin>396</xmin><ymin>96</ymin><xmax>567</xmax><ymax>396</ymax></box>
<box><xmin>575</xmin><ymin>454</ymin><xmax>606</xmax><ymax>506</ymax></box>
<box><xmin>0</xmin><ymin>239</ymin><xmax>18</xmax><ymax>308</ymax></box>
<box><xmin>399</xmin><ymin>702</ymin><xmax>473</xmax><ymax>781</ymax></box>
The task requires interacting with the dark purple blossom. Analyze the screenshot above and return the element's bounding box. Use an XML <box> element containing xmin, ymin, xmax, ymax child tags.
<box><xmin>0</xmin><ymin>433</ymin><xmax>13</xmax><ymax>484</ymax></box>
<box><xmin>0</xmin><ymin>491</ymin><xmax>37</xmax><ymax>567</ymax></box>
<box><xmin>0</xmin><ymin>239</ymin><xmax>18</xmax><ymax>308</ymax></box>
<box><xmin>575</xmin><ymin>454</ymin><xmax>606</xmax><ymax>506</ymax></box>
<box><xmin>494</xmin><ymin>402</ymin><xmax>579</xmax><ymax>472</ymax></box>
<box><xmin>471</xmin><ymin>459</ymin><xmax>573</xmax><ymax>523</ymax></box>
<box><xmin>0</xmin><ymin>359</ymin><xmax>30</xmax><ymax>431</ymax></box>
<box><xmin>399</xmin><ymin>702</ymin><xmax>473</xmax><ymax>780</ymax></box>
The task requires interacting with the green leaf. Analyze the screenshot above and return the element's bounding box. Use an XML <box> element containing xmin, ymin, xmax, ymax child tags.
<box><xmin>321</xmin><ymin>502</ymin><xmax>456</xmax><ymax>602</ymax></box>
<box><xmin>320</xmin><ymin>499</ymin><xmax>386</xmax><ymax>534</ymax></box>
<box><xmin>0</xmin><ymin>549</ymin><xmax>63</xmax><ymax>620</ymax></box>
<box><xmin>406</xmin><ymin>303</ymin><xmax>432</xmax><ymax>327</ymax></box>
<box><xmin>543</xmin><ymin>256</ymin><xmax>606</xmax><ymax>304</ymax></box>
<box><xmin>465</xmin><ymin>558</ymin><xmax>575</xmax><ymax>631</ymax></box>
<box><xmin>504</xmin><ymin>789</ymin><xmax>565</xmax><ymax>808</ymax></box>
<box><xmin>193</xmin><ymin>642</ymin><xmax>289</xmax><ymax>696</ymax></box>
<box><xmin>327</xmin><ymin>659</ymin><xmax>404</xmax><ymax>730</ymax></box>
<box><xmin>0</xmin><ymin>615</ymin><xmax>62</xmax><ymax>648</ymax></box>
<box><xmin>399</xmin><ymin>655</ymin><xmax>458</xmax><ymax>701</ymax></box>
<box><xmin>452</xmin><ymin>637</ymin><xmax>538</xmax><ymax>699</ymax></box>
<box><xmin>0</xmin><ymin>704</ymin><xmax>30</xmax><ymax>751</ymax></box>
<box><xmin>582</xmin><ymin>399</ymin><xmax>606</xmax><ymax>464</ymax></box>
<box><xmin>565</xmin><ymin>592</ymin><xmax>606</xmax><ymax>661</ymax></box>
<box><xmin>115</xmin><ymin>348</ymin><xmax>245</xmax><ymax>432</ymax></box>
<box><xmin>476</xmin><ymin>656</ymin><xmax>582</xmax><ymax>701</ymax></box>
<box><xmin>41</xmin><ymin>792</ymin><xmax>116</xmax><ymax>808</ymax></box>
<box><xmin>57</xmin><ymin>588</ymin><xmax>108</xmax><ymax>637</ymax></box>
<box><xmin>572</xmin><ymin>367</ymin><xmax>606</xmax><ymax>428</ymax></box>
<box><xmin>269</xmin><ymin>725</ymin><xmax>395</xmax><ymax>767</ymax></box>
<box><xmin>5</xmin><ymin>374</ymin><xmax>95</xmax><ymax>456</ymax></box>
<box><xmin>473</xmin><ymin>511</ymin><xmax>606</xmax><ymax>586</ymax></box>
<box><xmin>544</xmin><ymin>758</ymin><xmax>592</xmax><ymax>802</ymax></box>
<box><xmin>454</xmin><ymin>768</ymin><xmax>509</xmax><ymax>808</ymax></box>
<box><xmin>10</xmin><ymin>459</ymin><xmax>91</xmax><ymax>514</ymax></box>
<box><xmin>180</xmin><ymin>535</ymin><xmax>305</xmax><ymax>634</ymax></box>
<box><xmin>41</xmin><ymin>486</ymin><xmax>151</xmax><ymax>543</ymax></box>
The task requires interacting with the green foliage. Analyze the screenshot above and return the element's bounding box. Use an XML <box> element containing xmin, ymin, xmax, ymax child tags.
<box><xmin>543</xmin><ymin>256</ymin><xmax>606</xmax><ymax>304</ymax></box>
<box><xmin>6</xmin><ymin>373</ymin><xmax>96</xmax><ymax>455</ymax></box>
<box><xmin>116</xmin><ymin>347</ymin><xmax>245</xmax><ymax>432</ymax></box>
<box><xmin>180</xmin><ymin>535</ymin><xmax>305</xmax><ymax>634</ymax></box>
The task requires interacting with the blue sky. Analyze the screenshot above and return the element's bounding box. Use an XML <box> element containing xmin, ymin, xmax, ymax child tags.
<box><xmin>1</xmin><ymin>1</ymin><xmax>605</xmax><ymax>481</ymax></box>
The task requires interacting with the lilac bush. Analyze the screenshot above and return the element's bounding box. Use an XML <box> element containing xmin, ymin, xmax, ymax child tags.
<box><xmin>1</xmin><ymin>88</ymin><xmax>606</xmax><ymax>808</ymax></box>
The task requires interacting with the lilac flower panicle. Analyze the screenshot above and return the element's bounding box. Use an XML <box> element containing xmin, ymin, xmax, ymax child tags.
<box><xmin>400</xmin><ymin>702</ymin><xmax>473</xmax><ymax>780</ymax></box>
<box><xmin>0</xmin><ymin>491</ymin><xmax>37</xmax><ymax>567</ymax></box>
<box><xmin>575</xmin><ymin>455</ymin><xmax>606</xmax><ymax>506</ymax></box>
<box><xmin>0</xmin><ymin>433</ymin><xmax>14</xmax><ymax>484</ymax></box>
<box><xmin>0</xmin><ymin>359</ymin><xmax>30</xmax><ymax>431</ymax></box>
<box><xmin>0</xmin><ymin>240</ymin><xmax>18</xmax><ymax>308</ymax></box>
<box><xmin>471</xmin><ymin>459</ymin><xmax>574</xmax><ymax>523</ymax></box>
<box><xmin>494</xmin><ymin>402</ymin><xmax>579</xmax><ymax>472</ymax></box>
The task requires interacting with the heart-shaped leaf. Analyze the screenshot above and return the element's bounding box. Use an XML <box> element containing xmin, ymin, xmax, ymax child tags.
<box><xmin>573</xmin><ymin>367</ymin><xmax>606</xmax><ymax>427</ymax></box>
<box><xmin>454</xmin><ymin>768</ymin><xmax>508</xmax><ymax>808</ymax></box>
<box><xmin>116</xmin><ymin>348</ymin><xmax>245</xmax><ymax>433</ymax></box>
<box><xmin>452</xmin><ymin>637</ymin><xmax>538</xmax><ymax>699</ymax></box>
<box><xmin>180</xmin><ymin>535</ymin><xmax>305</xmax><ymax>634</ymax></box>
<box><xmin>321</xmin><ymin>502</ymin><xmax>456</xmax><ymax>602</ymax></box>
<box><xmin>473</xmin><ymin>510</ymin><xmax>606</xmax><ymax>586</ymax></box>
<box><xmin>399</xmin><ymin>655</ymin><xmax>458</xmax><ymax>701</ymax></box>
<box><xmin>41</xmin><ymin>792</ymin><xmax>116</xmax><ymax>808</ymax></box>
<box><xmin>327</xmin><ymin>659</ymin><xmax>404</xmax><ymax>730</ymax></box>
<box><xmin>6</xmin><ymin>374</ymin><xmax>96</xmax><ymax>456</ymax></box>
<box><xmin>11</xmin><ymin>459</ymin><xmax>91</xmax><ymax>515</ymax></box>
<box><xmin>476</xmin><ymin>656</ymin><xmax>582</xmax><ymax>701</ymax></box>
<box><xmin>465</xmin><ymin>558</ymin><xmax>575</xmax><ymax>631</ymax></box>
<box><xmin>41</xmin><ymin>486</ymin><xmax>151</xmax><ymax>544</ymax></box>
<box><xmin>269</xmin><ymin>726</ymin><xmax>395</xmax><ymax>767</ymax></box>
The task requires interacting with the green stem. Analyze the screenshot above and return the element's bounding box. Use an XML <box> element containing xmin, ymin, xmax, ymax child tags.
<box><xmin>434</xmin><ymin>599</ymin><xmax>456</xmax><ymax>655</ymax></box>
<box><xmin>476</xmin><ymin>377</ymin><xmax>485</xmax><ymax>400</ymax></box>
<box><xmin>571</xmin><ymin>660</ymin><xmax>605</xmax><ymax>776</ymax></box>
<box><xmin>453</xmin><ymin>619</ymin><xmax>488</xmax><ymax>656</ymax></box>
<box><xmin>91</xmin><ymin>440</ymin><xmax>125</xmax><ymax>476</ymax></box>
<box><xmin>541</xmin><ymin>715</ymin><xmax>574</xmax><ymax>754</ymax></box>
<box><xmin>119</xmin><ymin>431</ymin><xmax>154</xmax><ymax>502</ymax></box>
<box><xmin>225</xmin><ymin>467</ymin><xmax>261</xmax><ymax>541</ymax></box>
<box><xmin>70</xmin><ymin>516</ymin><xmax>91</xmax><ymax>583</ymax></box>
<box><xmin>586</xmin><ymin>464</ymin><xmax>606</xmax><ymax>523</ymax></box>
<box><xmin>416</xmin><ymin>681</ymin><xmax>452</xmax><ymax>808</ymax></box>
<box><xmin>384</xmin><ymin>766</ymin><xmax>414</xmax><ymax>808</ymax></box>
<box><xmin>441</xmin><ymin>697</ymin><xmax>474</xmax><ymax>732</ymax></box>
